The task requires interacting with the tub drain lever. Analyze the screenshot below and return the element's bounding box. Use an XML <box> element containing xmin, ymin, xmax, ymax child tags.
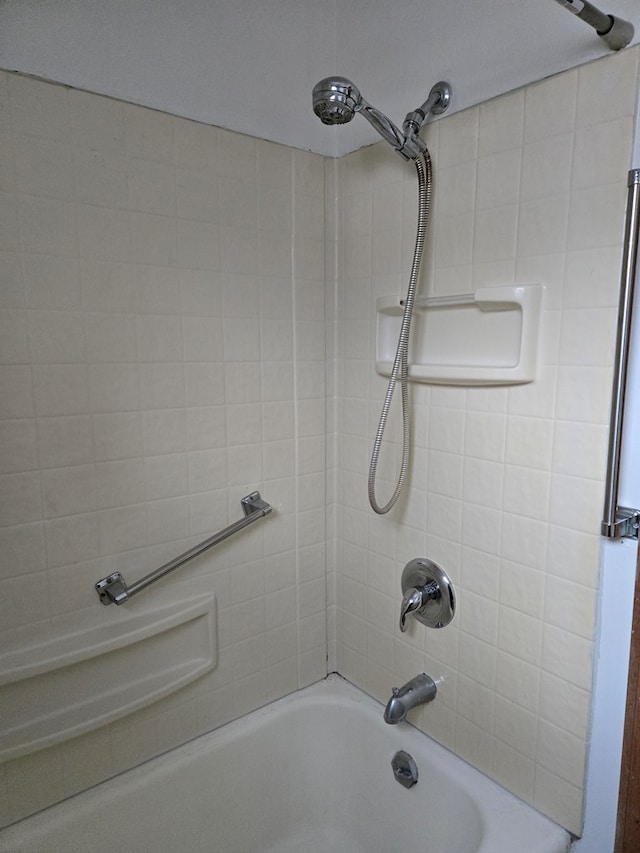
<box><xmin>391</xmin><ymin>750</ymin><xmax>418</xmax><ymax>788</ymax></box>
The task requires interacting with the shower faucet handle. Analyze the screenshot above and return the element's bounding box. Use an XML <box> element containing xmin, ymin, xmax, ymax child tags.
<box><xmin>398</xmin><ymin>558</ymin><xmax>456</xmax><ymax>632</ymax></box>
<box><xmin>399</xmin><ymin>584</ymin><xmax>437</xmax><ymax>632</ymax></box>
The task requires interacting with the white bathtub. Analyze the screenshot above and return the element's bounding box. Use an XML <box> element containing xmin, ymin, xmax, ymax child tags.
<box><xmin>0</xmin><ymin>675</ymin><xmax>570</xmax><ymax>853</ymax></box>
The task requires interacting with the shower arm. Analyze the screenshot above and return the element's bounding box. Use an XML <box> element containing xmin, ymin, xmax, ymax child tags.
<box><xmin>358</xmin><ymin>81</ymin><xmax>451</xmax><ymax>161</ymax></box>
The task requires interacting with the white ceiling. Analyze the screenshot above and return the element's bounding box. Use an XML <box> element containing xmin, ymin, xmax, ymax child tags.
<box><xmin>0</xmin><ymin>0</ymin><xmax>638</xmax><ymax>157</ymax></box>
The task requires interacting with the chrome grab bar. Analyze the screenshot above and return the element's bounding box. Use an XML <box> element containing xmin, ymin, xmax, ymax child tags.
<box><xmin>601</xmin><ymin>170</ymin><xmax>640</xmax><ymax>540</ymax></box>
<box><xmin>96</xmin><ymin>491</ymin><xmax>273</xmax><ymax>605</ymax></box>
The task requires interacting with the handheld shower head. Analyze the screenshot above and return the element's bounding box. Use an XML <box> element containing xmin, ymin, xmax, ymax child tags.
<box><xmin>312</xmin><ymin>76</ymin><xmax>452</xmax><ymax>160</ymax></box>
<box><xmin>312</xmin><ymin>77</ymin><xmax>362</xmax><ymax>125</ymax></box>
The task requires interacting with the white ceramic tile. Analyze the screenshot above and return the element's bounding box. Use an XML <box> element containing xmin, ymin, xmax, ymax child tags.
<box><xmin>14</xmin><ymin>134</ymin><xmax>75</xmax><ymax>201</ymax></box>
<box><xmin>533</xmin><ymin>766</ymin><xmax>583</xmax><ymax>837</ymax></box>
<box><xmin>505</xmin><ymin>416</ymin><xmax>553</xmax><ymax>470</ymax></box>
<box><xmin>517</xmin><ymin>195</ymin><xmax>570</xmax><ymax>257</ymax></box>
<box><xmin>567</xmin><ymin>183</ymin><xmax>627</xmax><ymax>251</ymax></box>
<box><xmin>461</xmin><ymin>504</ymin><xmax>502</xmax><ymax>557</ymax></box>
<box><xmin>460</xmin><ymin>547</ymin><xmax>500</xmax><ymax>602</ymax></box>
<box><xmin>41</xmin><ymin>463</ymin><xmax>98</xmax><ymax>519</ymax></box>
<box><xmin>492</xmin><ymin>740</ymin><xmax>535</xmax><ymax>802</ymax></box>
<box><xmin>26</xmin><ymin>309</ymin><xmax>86</xmax><ymax>364</ymax></box>
<box><xmin>503</xmin><ymin>465</ymin><xmax>550</xmax><ymax>522</ymax></box>
<box><xmin>435</xmin><ymin>161</ymin><xmax>477</xmax><ymax>218</ymax></box>
<box><xmin>80</xmin><ymin>259</ymin><xmax>137</xmax><ymax>313</ymax></box>
<box><xmin>84</xmin><ymin>313</ymin><xmax>137</xmax><ymax>365</ymax></box>
<box><xmin>541</xmin><ymin>624</ymin><xmax>592</xmax><ymax>690</ymax></box>
<box><xmin>459</xmin><ymin>590</ymin><xmax>499</xmax><ymax>645</ymax></box>
<box><xmin>537</xmin><ymin>719</ymin><xmax>586</xmax><ymax>788</ymax></box>
<box><xmin>572</xmin><ymin>117</ymin><xmax>633</xmax><ymax>190</ymax></box>
<box><xmin>559</xmin><ymin>306</ymin><xmax>617</xmax><ymax>367</ymax></box>
<box><xmin>538</xmin><ymin>671</ymin><xmax>591</xmax><ymax>736</ymax></box>
<box><xmin>474</xmin><ymin>205</ymin><xmax>518</xmax><ymax>263</ymax></box>
<box><xmin>123</xmin><ymin>103</ymin><xmax>175</xmax><ymax>163</ymax></box>
<box><xmin>437</xmin><ymin>107</ymin><xmax>479</xmax><ymax>167</ymax></box>
<box><xmin>576</xmin><ymin>48</ymin><xmax>639</xmax><ymax>127</ymax></box>
<box><xmin>434</xmin><ymin>212</ymin><xmax>474</xmax><ymax>268</ymax></box>
<box><xmin>563</xmin><ymin>246</ymin><xmax>621</xmax><ymax>309</ymax></box>
<box><xmin>543</xmin><ymin>576</ymin><xmax>596</xmax><ymax>641</ymax></box>
<box><xmin>546</xmin><ymin>526</ymin><xmax>600</xmax><ymax>588</ymax></box>
<box><xmin>476</xmin><ymin>149</ymin><xmax>521</xmax><ymax>210</ymax></box>
<box><xmin>555</xmin><ymin>366</ymin><xmax>612</xmax><ymax>424</ymax></box>
<box><xmin>177</xmin><ymin>218</ymin><xmax>220</xmax><ymax>271</ymax></box>
<box><xmin>69</xmin><ymin>89</ymin><xmax>125</xmax><ymax>154</ymax></box>
<box><xmin>77</xmin><ymin>204</ymin><xmax>131</xmax><ymax>262</ymax></box>
<box><xmin>44</xmin><ymin>512</ymin><xmax>100</xmax><ymax>568</ymax></box>
<box><xmin>458</xmin><ymin>632</ymin><xmax>497</xmax><ymax>688</ymax></box>
<box><xmin>89</xmin><ymin>363</ymin><xmax>140</xmax><ymax>413</ymax></box>
<box><xmin>462</xmin><ymin>457</ymin><xmax>504</xmax><ymax>508</ymax></box>
<box><xmin>127</xmin><ymin>156</ymin><xmax>176</xmax><ymax>216</ymax></box>
<box><xmin>74</xmin><ymin>147</ymin><xmax>129</xmax><ymax>208</ymax></box>
<box><xmin>495</xmin><ymin>651</ymin><xmax>540</xmax><ymax>710</ymax></box>
<box><xmin>498</xmin><ymin>606</ymin><xmax>542</xmax><ymax>667</ymax></box>
<box><xmin>552</xmin><ymin>420</ymin><xmax>608</xmax><ymax>481</ymax></box>
<box><xmin>548</xmin><ymin>473</ymin><xmax>603</xmax><ymax>534</ymax></box>
<box><xmin>0</xmin><ymin>251</ymin><xmax>25</xmax><ymax>309</ymax></box>
<box><xmin>494</xmin><ymin>694</ymin><xmax>538</xmax><ymax>759</ymax></box>
<box><xmin>9</xmin><ymin>74</ymin><xmax>71</xmax><ymax>140</ymax></box>
<box><xmin>499</xmin><ymin>560</ymin><xmax>545</xmax><ymax>619</ymax></box>
<box><xmin>478</xmin><ymin>90</ymin><xmax>524</xmax><ymax>156</ymax></box>
<box><xmin>95</xmin><ymin>459</ymin><xmax>145</xmax><ymax>509</ymax></box>
<box><xmin>456</xmin><ymin>675</ymin><xmax>495</xmax><ymax>732</ymax></box>
<box><xmin>521</xmin><ymin>133</ymin><xmax>573</xmax><ymax>202</ymax></box>
<box><xmin>0</xmin><ymin>418</ymin><xmax>37</xmax><ymax>475</ymax></box>
<box><xmin>524</xmin><ymin>70</ymin><xmax>577</xmax><ymax>143</ymax></box>
<box><xmin>92</xmin><ymin>412</ymin><xmax>143</xmax><ymax>462</ymax></box>
<box><xmin>0</xmin><ymin>521</ymin><xmax>46</xmax><ymax>582</ymax></box>
<box><xmin>500</xmin><ymin>513</ymin><xmax>548</xmax><ymax>569</ymax></box>
<box><xmin>464</xmin><ymin>411</ymin><xmax>506</xmax><ymax>462</ymax></box>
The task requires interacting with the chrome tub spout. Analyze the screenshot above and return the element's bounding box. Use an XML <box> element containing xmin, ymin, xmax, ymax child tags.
<box><xmin>384</xmin><ymin>673</ymin><xmax>437</xmax><ymax>724</ymax></box>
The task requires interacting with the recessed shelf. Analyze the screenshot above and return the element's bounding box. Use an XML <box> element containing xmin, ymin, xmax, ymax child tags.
<box><xmin>376</xmin><ymin>284</ymin><xmax>542</xmax><ymax>386</ymax></box>
<box><xmin>0</xmin><ymin>594</ymin><xmax>216</xmax><ymax>762</ymax></box>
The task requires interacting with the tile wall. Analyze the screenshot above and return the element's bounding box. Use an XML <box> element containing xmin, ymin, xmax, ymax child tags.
<box><xmin>0</xmin><ymin>69</ymin><xmax>327</xmax><ymax>826</ymax></box>
<box><xmin>1</xmin><ymin>43</ymin><xmax>639</xmax><ymax>838</ymax></box>
<box><xmin>332</xmin><ymin>46</ymin><xmax>640</xmax><ymax>835</ymax></box>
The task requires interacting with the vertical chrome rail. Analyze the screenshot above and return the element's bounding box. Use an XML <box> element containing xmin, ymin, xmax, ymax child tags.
<box><xmin>601</xmin><ymin>170</ymin><xmax>640</xmax><ymax>540</ymax></box>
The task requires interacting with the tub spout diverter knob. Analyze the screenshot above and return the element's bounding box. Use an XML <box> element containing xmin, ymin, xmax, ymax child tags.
<box><xmin>399</xmin><ymin>558</ymin><xmax>456</xmax><ymax>632</ymax></box>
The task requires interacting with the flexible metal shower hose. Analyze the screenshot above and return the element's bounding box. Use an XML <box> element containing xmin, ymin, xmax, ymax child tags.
<box><xmin>368</xmin><ymin>151</ymin><xmax>432</xmax><ymax>514</ymax></box>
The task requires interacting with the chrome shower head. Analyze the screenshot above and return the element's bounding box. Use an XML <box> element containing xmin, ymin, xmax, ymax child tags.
<box><xmin>312</xmin><ymin>76</ymin><xmax>452</xmax><ymax>160</ymax></box>
<box><xmin>312</xmin><ymin>77</ymin><xmax>362</xmax><ymax>125</ymax></box>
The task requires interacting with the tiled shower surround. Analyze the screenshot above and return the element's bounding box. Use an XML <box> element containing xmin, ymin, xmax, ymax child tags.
<box><xmin>0</xmin><ymin>69</ymin><xmax>328</xmax><ymax>825</ymax></box>
<box><xmin>330</xmin><ymin>45</ymin><xmax>639</xmax><ymax>836</ymax></box>
<box><xmin>1</xmin><ymin>45</ymin><xmax>639</xmax><ymax>836</ymax></box>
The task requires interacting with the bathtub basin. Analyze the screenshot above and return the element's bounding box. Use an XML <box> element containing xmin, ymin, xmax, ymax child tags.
<box><xmin>0</xmin><ymin>674</ymin><xmax>570</xmax><ymax>853</ymax></box>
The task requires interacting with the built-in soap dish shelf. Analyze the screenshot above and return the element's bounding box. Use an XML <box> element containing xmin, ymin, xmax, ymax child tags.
<box><xmin>0</xmin><ymin>594</ymin><xmax>216</xmax><ymax>763</ymax></box>
<box><xmin>376</xmin><ymin>284</ymin><xmax>542</xmax><ymax>386</ymax></box>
